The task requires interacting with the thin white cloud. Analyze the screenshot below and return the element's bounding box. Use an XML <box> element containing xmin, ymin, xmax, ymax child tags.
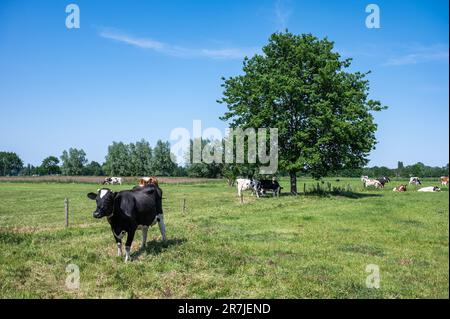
<box><xmin>98</xmin><ymin>28</ymin><xmax>257</xmax><ymax>60</ymax></box>
<box><xmin>275</xmin><ymin>0</ymin><xmax>292</xmax><ymax>30</ymax></box>
<box><xmin>383</xmin><ymin>44</ymin><xmax>449</xmax><ymax>66</ymax></box>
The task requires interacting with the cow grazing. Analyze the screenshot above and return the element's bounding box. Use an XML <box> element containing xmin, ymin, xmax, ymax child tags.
<box><xmin>87</xmin><ymin>185</ymin><xmax>166</xmax><ymax>262</ymax></box>
<box><xmin>393</xmin><ymin>184</ymin><xmax>407</xmax><ymax>192</ymax></box>
<box><xmin>377</xmin><ymin>176</ymin><xmax>391</xmax><ymax>187</ymax></box>
<box><xmin>236</xmin><ymin>178</ymin><xmax>258</xmax><ymax>203</ymax></box>
<box><xmin>102</xmin><ymin>177</ymin><xmax>122</xmax><ymax>185</ymax></box>
<box><xmin>440</xmin><ymin>176</ymin><xmax>449</xmax><ymax>186</ymax></box>
<box><xmin>254</xmin><ymin>178</ymin><xmax>282</xmax><ymax>197</ymax></box>
<box><xmin>362</xmin><ymin>177</ymin><xmax>383</xmax><ymax>189</ymax></box>
<box><xmin>409</xmin><ymin>177</ymin><xmax>422</xmax><ymax>185</ymax></box>
<box><xmin>418</xmin><ymin>186</ymin><xmax>441</xmax><ymax>192</ymax></box>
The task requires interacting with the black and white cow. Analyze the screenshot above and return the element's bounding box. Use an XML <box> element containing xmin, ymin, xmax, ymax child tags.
<box><xmin>376</xmin><ymin>176</ymin><xmax>391</xmax><ymax>187</ymax></box>
<box><xmin>254</xmin><ymin>179</ymin><xmax>282</xmax><ymax>197</ymax></box>
<box><xmin>87</xmin><ymin>184</ymin><xmax>166</xmax><ymax>262</ymax></box>
<box><xmin>409</xmin><ymin>177</ymin><xmax>422</xmax><ymax>185</ymax></box>
<box><xmin>102</xmin><ymin>177</ymin><xmax>122</xmax><ymax>185</ymax></box>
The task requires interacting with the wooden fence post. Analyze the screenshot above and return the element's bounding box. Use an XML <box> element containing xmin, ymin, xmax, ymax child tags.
<box><xmin>303</xmin><ymin>183</ymin><xmax>306</xmax><ymax>194</ymax></box>
<box><xmin>182</xmin><ymin>198</ymin><xmax>186</xmax><ymax>214</ymax></box>
<box><xmin>64</xmin><ymin>198</ymin><xmax>69</xmax><ymax>228</ymax></box>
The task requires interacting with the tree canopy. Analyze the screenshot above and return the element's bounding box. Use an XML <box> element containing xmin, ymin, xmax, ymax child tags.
<box><xmin>40</xmin><ymin>156</ymin><xmax>61</xmax><ymax>175</ymax></box>
<box><xmin>60</xmin><ymin>148</ymin><xmax>87</xmax><ymax>175</ymax></box>
<box><xmin>219</xmin><ymin>31</ymin><xmax>386</xmax><ymax>193</ymax></box>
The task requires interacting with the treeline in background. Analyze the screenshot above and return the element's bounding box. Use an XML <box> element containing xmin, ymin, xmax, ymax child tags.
<box><xmin>0</xmin><ymin>138</ymin><xmax>448</xmax><ymax>180</ymax></box>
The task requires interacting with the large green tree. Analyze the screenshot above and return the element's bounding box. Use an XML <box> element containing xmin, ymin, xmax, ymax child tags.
<box><xmin>60</xmin><ymin>148</ymin><xmax>87</xmax><ymax>175</ymax></box>
<box><xmin>219</xmin><ymin>32</ymin><xmax>385</xmax><ymax>193</ymax></box>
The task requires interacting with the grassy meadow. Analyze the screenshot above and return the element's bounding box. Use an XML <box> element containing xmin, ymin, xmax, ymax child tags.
<box><xmin>0</xmin><ymin>177</ymin><xmax>448</xmax><ymax>298</ymax></box>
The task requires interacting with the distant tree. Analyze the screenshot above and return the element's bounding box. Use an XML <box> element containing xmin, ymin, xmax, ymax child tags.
<box><xmin>129</xmin><ymin>139</ymin><xmax>153</xmax><ymax>176</ymax></box>
<box><xmin>184</xmin><ymin>138</ymin><xmax>223</xmax><ymax>178</ymax></box>
<box><xmin>219</xmin><ymin>31</ymin><xmax>385</xmax><ymax>193</ymax></box>
<box><xmin>152</xmin><ymin>140</ymin><xmax>177</xmax><ymax>176</ymax></box>
<box><xmin>397</xmin><ymin>161</ymin><xmax>404</xmax><ymax>178</ymax></box>
<box><xmin>83</xmin><ymin>161</ymin><xmax>104</xmax><ymax>176</ymax></box>
<box><xmin>40</xmin><ymin>156</ymin><xmax>61</xmax><ymax>175</ymax></box>
<box><xmin>104</xmin><ymin>142</ymin><xmax>131</xmax><ymax>176</ymax></box>
<box><xmin>0</xmin><ymin>151</ymin><xmax>24</xmax><ymax>176</ymax></box>
<box><xmin>60</xmin><ymin>148</ymin><xmax>87</xmax><ymax>175</ymax></box>
<box><xmin>172</xmin><ymin>165</ymin><xmax>188</xmax><ymax>177</ymax></box>
<box><xmin>19</xmin><ymin>164</ymin><xmax>33</xmax><ymax>176</ymax></box>
<box><xmin>408</xmin><ymin>162</ymin><xmax>425</xmax><ymax>177</ymax></box>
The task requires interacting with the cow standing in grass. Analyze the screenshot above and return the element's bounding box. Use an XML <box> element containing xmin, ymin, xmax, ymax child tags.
<box><xmin>253</xmin><ymin>178</ymin><xmax>282</xmax><ymax>197</ymax></box>
<box><xmin>87</xmin><ymin>185</ymin><xmax>166</xmax><ymax>262</ymax></box>
<box><xmin>440</xmin><ymin>176</ymin><xmax>449</xmax><ymax>186</ymax></box>
<box><xmin>236</xmin><ymin>178</ymin><xmax>258</xmax><ymax>203</ymax></box>
<box><xmin>409</xmin><ymin>177</ymin><xmax>422</xmax><ymax>185</ymax></box>
<box><xmin>377</xmin><ymin>176</ymin><xmax>391</xmax><ymax>187</ymax></box>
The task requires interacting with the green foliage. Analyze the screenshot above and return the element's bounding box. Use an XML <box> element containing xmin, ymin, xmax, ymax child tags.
<box><xmin>151</xmin><ymin>140</ymin><xmax>178</xmax><ymax>176</ymax></box>
<box><xmin>330</xmin><ymin>162</ymin><xmax>449</xmax><ymax>178</ymax></box>
<box><xmin>40</xmin><ymin>156</ymin><xmax>61</xmax><ymax>175</ymax></box>
<box><xmin>0</xmin><ymin>151</ymin><xmax>24</xmax><ymax>176</ymax></box>
<box><xmin>104</xmin><ymin>139</ymin><xmax>179</xmax><ymax>177</ymax></box>
<box><xmin>129</xmin><ymin>139</ymin><xmax>153</xmax><ymax>176</ymax></box>
<box><xmin>103</xmin><ymin>142</ymin><xmax>132</xmax><ymax>176</ymax></box>
<box><xmin>60</xmin><ymin>148</ymin><xmax>87</xmax><ymax>176</ymax></box>
<box><xmin>83</xmin><ymin>161</ymin><xmax>104</xmax><ymax>176</ymax></box>
<box><xmin>184</xmin><ymin>138</ymin><xmax>223</xmax><ymax>178</ymax></box>
<box><xmin>219</xmin><ymin>31</ymin><xmax>386</xmax><ymax>192</ymax></box>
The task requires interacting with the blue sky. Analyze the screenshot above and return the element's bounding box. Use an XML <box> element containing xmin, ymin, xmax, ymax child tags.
<box><xmin>0</xmin><ymin>0</ymin><xmax>448</xmax><ymax>167</ymax></box>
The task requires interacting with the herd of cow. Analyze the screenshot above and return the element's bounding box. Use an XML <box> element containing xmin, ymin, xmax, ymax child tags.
<box><xmin>88</xmin><ymin>175</ymin><xmax>448</xmax><ymax>262</ymax></box>
<box><xmin>361</xmin><ymin>175</ymin><xmax>448</xmax><ymax>192</ymax></box>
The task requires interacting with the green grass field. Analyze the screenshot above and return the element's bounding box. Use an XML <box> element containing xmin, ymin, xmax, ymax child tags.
<box><xmin>0</xmin><ymin>178</ymin><xmax>448</xmax><ymax>298</ymax></box>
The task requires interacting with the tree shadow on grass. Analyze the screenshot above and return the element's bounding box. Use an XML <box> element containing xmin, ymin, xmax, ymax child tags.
<box><xmin>132</xmin><ymin>238</ymin><xmax>187</xmax><ymax>258</ymax></box>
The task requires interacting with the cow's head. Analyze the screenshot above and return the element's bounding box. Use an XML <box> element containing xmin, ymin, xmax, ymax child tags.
<box><xmin>87</xmin><ymin>188</ymin><xmax>115</xmax><ymax>218</ymax></box>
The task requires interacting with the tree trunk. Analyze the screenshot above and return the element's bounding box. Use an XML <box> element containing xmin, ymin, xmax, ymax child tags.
<box><xmin>289</xmin><ymin>172</ymin><xmax>298</xmax><ymax>195</ymax></box>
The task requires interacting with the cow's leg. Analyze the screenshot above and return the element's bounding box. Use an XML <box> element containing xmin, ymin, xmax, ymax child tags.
<box><xmin>140</xmin><ymin>226</ymin><xmax>149</xmax><ymax>249</ymax></box>
<box><xmin>115</xmin><ymin>238</ymin><xmax>123</xmax><ymax>257</ymax></box>
<box><xmin>157</xmin><ymin>214</ymin><xmax>166</xmax><ymax>241</ymax></box>
<box><xmin>112</xmin><ymin>228</ymin><xmax>123</xmax><ymax>256</ymax></box>
<box><xmin>124</xmin><ymin>229</ymin><xmax>136</xmax><ymax>262</ymax></box>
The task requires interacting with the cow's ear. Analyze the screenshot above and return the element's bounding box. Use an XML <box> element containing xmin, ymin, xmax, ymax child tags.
<box><xmin>87</xmin><ymin>192</ymin><xmax>97</xmax><ymax>200</ymax></box>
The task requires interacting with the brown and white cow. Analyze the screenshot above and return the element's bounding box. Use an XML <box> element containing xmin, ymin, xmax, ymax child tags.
<box><xmin>139</xmin><ymin>176</ymin><xmax>159</xmax><ymax>187</ymax></box>
<box><xmin>440</xmin><ymin>176</ymin><xmax>449</xmax><ymax>186</ymax></box>
<box><xmin>393</xmin><ymin>184</ymin><xmax>407</xmax><ymax>192</ymax></box>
